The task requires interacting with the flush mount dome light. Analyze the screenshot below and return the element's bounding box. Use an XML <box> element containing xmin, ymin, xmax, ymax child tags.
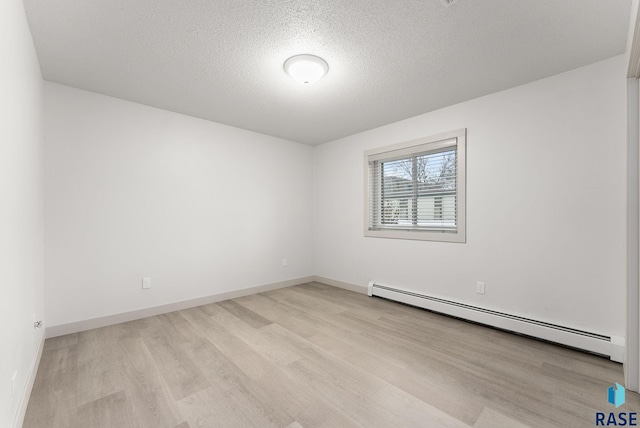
<box><xmin>283</xmin><ymin>54</ymin><xmax>329</xmax><ymax>84</ymax></box>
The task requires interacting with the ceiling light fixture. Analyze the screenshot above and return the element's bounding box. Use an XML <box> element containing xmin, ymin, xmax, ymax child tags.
<box><xmin>283</xmin><ymin>54</ymin><xmax>329</xmax><ymax>84</ymax></box>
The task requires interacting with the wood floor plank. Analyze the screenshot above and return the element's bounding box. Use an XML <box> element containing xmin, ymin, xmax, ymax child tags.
<box><xmin>23</xmin><ymin>345</ymin><xmax>79</xmax><ymax>427</ymax></box>
<box><xmin>25</xmin><ymin>283</ymin><xmax>636</xmax><ymax>428</ymax></box>
<box><xmin>286</xmin><ymin>356</ymin><xmax>471</xmax><ymax>428</ymax></box>
<box><xmin>179</xmin><ymin>306</ymin><xmax>278</xmax><ymax>380</ymax></box>
<box><xmin>141</xmin><ymin>331</ymin><xmax>211</xmax><ymax>401</ymax></box>
<box><xmin>178</xmin><ymin>383</ymin><xmax>279</xmax><ymax>428</ymax></box>
<box><xmin>268</xmin><ymin>287</ymin><xmax>344</xmax><ymax>316</ymax></box>
<box><xmin>76</xmin><ymin>326</ymin><xmax>124</xmax><ymax>407</ymax></box>
<box><xmin>43</xmin><ymin>333</ymin><xmax>79</xmax><ymax>351</ymax></box>
<box><xmin>269</xmin><ymin>286</ymin><xmax>575</xmax><ymax>410</ymax></box>
<box><xmin>206</xmin><ymin>302</ymin><xmax>302</xmax><ymax>367</ymax></box>
<box><xmin>180</xmin><ymin>306</ymin><xmax>359</xmax><ymax>427</ymax></box>
<box><xmin>116</xmin><ymin>337</ymin><xmax>186</xmax><ymax>428</ymax></box>
<box><xmin>256</xmin><ymin>293</ymin><xmax>441</xmax><ymax>368</ymax></box>
<box><xmin>180</xmin><ymin>335</ymin><xmax>296</xmax><ymax>427</ymax></box>
<box><xmin>248</xmin><ymin>291</ymin><xmax>527</xmax><ymax>415</ymax></box>
<box><xmin>77</xmin><ymin>391</ymin><xmax>132</xmax><ymax>428</ymax></box>
<box><xmin>217</xmin><ymin>299</ymin><xmax>274</xmax><ymax>328</ymax></box>
<box><xmin>233</xmin><ymin>293</ymin><xmax>323</xmax><ymax>339</ymax></box>
<box><xmin>473</xmin><ymin>407</ymin><xmax>531</xmax><ymax>428</ymax></box>
<box><xmin>268</xmin><ymin>325</ymin><xmax>484</xmax><ymax>426</ymax></box>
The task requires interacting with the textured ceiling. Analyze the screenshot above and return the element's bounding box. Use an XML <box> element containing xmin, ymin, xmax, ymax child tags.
<box><xmin>24</xmin><ymin>0</ymin><xmax>631</xmax><ymax>145</ymax></box>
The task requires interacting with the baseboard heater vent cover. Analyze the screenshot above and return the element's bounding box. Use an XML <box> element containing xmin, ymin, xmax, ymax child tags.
<box><xmin>367</xmin><ymin>281</ymin><xmax>624</xmax><ymax>362</ymax></box>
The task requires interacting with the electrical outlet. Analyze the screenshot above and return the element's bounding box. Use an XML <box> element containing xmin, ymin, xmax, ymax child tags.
<box><xmin>142</xmin><ymin>277</ymin><xmax>151</xmax><ymax>289</ymax></box>
<box><xmin>476</xmin><ymin>282</ymin><xmax>485</xmax><ymax>295</ymax></box>
<box><xmin>282</xmin><ymin>258</ymin><xmax>288</xmax><ymax>267</ymax></box>
<box><xmin>11</xmin><ymin>372</ymin><xmax>17</xmax><ymax>396</ymax></box>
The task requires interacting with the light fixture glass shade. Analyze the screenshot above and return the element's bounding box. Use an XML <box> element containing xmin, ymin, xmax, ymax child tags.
<box><xmin>284</xmin><ymin>54</ymin><xmax>329</xmax><ymax>84</ymax></box>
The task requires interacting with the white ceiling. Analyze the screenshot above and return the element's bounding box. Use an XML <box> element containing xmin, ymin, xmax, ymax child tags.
<box><xmin>24</xmin><ymin>0</ymin><xmax>631</xmax><ymax>145</ymax></box>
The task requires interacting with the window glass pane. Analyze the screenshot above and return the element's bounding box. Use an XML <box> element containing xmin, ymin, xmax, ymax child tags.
<box><xmin>381</xmin><ymin>158</ymin><xmax>413</xmax><ymax>225</ymax></box>
<box><xmin>415</xmin><ymin>149</ymin><xmax>456</xmax><ymax>229</ymax></box>
<box><xmin>378</xmin><ymin>148</ymin><xmax>456</xmax><ymax>230</ymax></box>
<box><xmin>365</xmin><ymin>129</ymin><xmax>465</xmax><ymax>242</ymax></box>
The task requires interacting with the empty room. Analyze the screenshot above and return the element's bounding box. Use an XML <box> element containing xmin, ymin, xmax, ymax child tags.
<box><xmin>4</xmin><ymin>0</ymin><xmax>640</xmax><ymax>426</ymax></box>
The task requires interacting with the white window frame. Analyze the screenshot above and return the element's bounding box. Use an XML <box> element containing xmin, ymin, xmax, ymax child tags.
<box><xmin>364</xmin><ymin>128</ymin><xmax>466</xmax><ymax>243</ymax></box>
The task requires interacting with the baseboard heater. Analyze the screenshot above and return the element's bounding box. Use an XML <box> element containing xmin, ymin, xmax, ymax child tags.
<box><xmin>367</xmin><ymin>281</ymin><xmax>624</xmax><ymax>362</ymax></box>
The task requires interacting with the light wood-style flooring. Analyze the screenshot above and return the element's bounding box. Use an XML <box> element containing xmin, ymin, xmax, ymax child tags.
<box><xmin>24</xmin><ymin>282</ymin><xmax>639</xmax><ymax>427</ymax></box>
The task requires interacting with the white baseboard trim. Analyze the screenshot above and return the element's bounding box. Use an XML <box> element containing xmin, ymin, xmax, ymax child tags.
<box><xmin>46</xmin><ymin>276</ymin><xmax>315</xmax><ymax>338</ymax></box>
<box><xmin>13</xmin><ymin>334</ymin><xmax>45</xmax><ymax>428</ymax></box>
<box><xmin>311</xmin><ymin>275</ymin><xmax>368</xmax><ymax>294</ymax></box>
<box><xmin>44</xmin><ymin>274</ymin><xmax>626</xmax><ymax>362</ymax></box>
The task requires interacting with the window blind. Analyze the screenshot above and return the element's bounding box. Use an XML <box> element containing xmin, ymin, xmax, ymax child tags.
<box><xmin>368</xmin><ymin>142</ymin><xmax>458</xmax><ymax>233</ymax></box>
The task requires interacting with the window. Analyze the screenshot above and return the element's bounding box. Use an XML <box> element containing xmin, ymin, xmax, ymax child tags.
<box><xmin>364</xmin><ymin>129</ymin><xmax>466</xmax><ymax>242</ymax></box>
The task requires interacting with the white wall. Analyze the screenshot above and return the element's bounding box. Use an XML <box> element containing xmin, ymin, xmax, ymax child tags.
<box><xmin>44</xmin><ymin>83</ymin><xmax>314</xmax><ymax>329</ymax></box>
<box><xmin>0</xmin><ymin>0</ymin><xmax>45</xmax><ymax>426</ymax></box>
<box><xmin>314</xmin><ymin>55</ymin><xmax>627</xmax><ymax>338</ymax></box>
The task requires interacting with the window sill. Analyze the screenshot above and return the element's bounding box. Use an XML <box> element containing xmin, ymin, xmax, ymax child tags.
<box><xmin>364</xmin><ymin>228</ymin><xmax>466</xmax><ymax>243</ymax></box>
